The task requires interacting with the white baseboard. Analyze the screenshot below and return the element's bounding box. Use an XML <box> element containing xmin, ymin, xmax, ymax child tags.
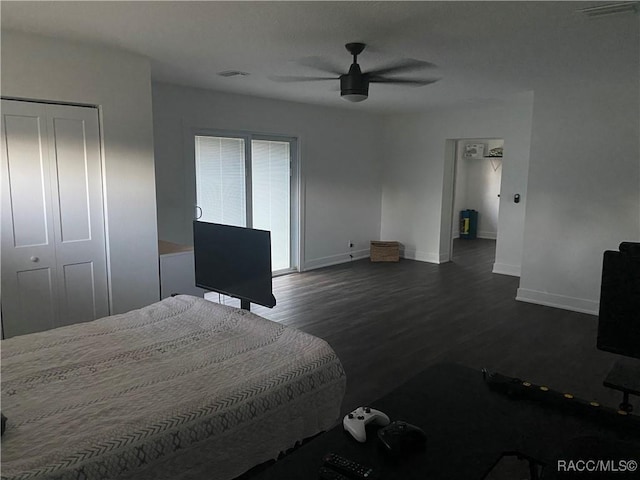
<box><xmin>478</xmin><ymin>231</ymin><xmax>497</xmax><ymax>240</ymax></box>
<box><xmin>302</xmin><ymin>249</ymin><xmax>369</xmax><ymax>271</ymax></box>
<box><xmin>492</xmin><ymin>262</ymin><xmax>521</xmax><ymax>277</ymax></box>
<box><xmin>515</xmin><ymin>288</ymin><xmax>598</xmax><ymax>316</ymax></box>
<box><xmin>401</xmin><ymin>248</ymin><xmax>444</xmax><ymax>264</ymax></box>
<box><xmin>453</xmin><ymin>234</ymin><xmax>496</xmax><ymax>240</ymax></box>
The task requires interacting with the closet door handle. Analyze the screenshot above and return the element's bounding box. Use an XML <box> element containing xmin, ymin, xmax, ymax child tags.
<box><xmin>30</xmin><ymin>256</ymin><xmax>39</xmax><ymax>263</ymax></box>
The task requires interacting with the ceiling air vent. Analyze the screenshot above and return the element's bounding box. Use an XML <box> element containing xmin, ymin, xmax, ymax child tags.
<box><xmin>578</xmin><ymin>2</ymin><xmax>639</xmax><ymax>17</ymax></box>
<box><xmin>218</xmin><ymin>71</ymin><xmax>250</xmax><ymax>77</ymax></box>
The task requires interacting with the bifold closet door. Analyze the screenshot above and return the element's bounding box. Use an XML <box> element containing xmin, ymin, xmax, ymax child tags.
<box><xmin>1</xmin><ymin>100</ymin><xmax>109</xmax><ymax>338</ymax></box>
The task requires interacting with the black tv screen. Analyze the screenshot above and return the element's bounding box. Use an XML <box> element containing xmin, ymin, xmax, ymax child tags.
<box><xmin>597</xmin><ymin>243</ymin><xmax>640</xmax><ymax>359</ymax></box>
<box><xmin>193</xmin><ymin>221</ymin><xmax>276</xmax><ymax>309</ymax></box>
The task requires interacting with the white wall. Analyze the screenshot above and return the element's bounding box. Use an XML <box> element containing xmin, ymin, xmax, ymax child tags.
<box><xmin>380</xmin><ymin>92</ymin><xmax>534</xmax><ymax>272</ymax></box>
<box><xmin>453</xmin><ymin>139</ymin><xmax>503</xmax><ymax>239</ymax></box>
<box><xmin>1</xmin><ymin>30</ymin><xmax>160</xmax><ymax>314</ymax></box>
<box><xmin>517</xmin><ymin>82</ymin><xmax>640</xmax><ymax>315</ymax></box>
<box><xmin>152</xmin><ymin>82</ymin><xmax>383</xmax><ymax>270</ymax></box>
<box><xmin>515</xmin><ymin>11</ymin><xmax>640</xmax><ymax>316</ymax></box>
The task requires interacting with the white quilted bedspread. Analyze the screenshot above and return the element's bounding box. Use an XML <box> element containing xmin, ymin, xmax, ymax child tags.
<box><xmin>1</xmin><ymin>295</ymin><xmax>346</xmax><ymax>480</ymax></box>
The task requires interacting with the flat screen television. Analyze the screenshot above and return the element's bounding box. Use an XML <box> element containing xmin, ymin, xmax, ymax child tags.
<box><xmin>597</xmin><ymin>242</ymin><xmax>640</xmax><ymax>359</ymax></box>
<box><xmin>193</xmin><ymin>221</ymin><xmax>276</xmax><ymax>310</ymax></box>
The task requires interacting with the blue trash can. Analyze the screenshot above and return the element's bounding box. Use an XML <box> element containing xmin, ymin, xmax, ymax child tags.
<box><xmin>460</xmin><ymin>210</ymin><xmax>478</xmax><ymax>239</ymax></box>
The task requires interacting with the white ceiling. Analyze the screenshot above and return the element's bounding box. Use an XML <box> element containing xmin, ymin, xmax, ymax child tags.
<box><xmin>1</xmin><ymin>1</ymin><xmax>637</xmax><ymax>113</ymax></box>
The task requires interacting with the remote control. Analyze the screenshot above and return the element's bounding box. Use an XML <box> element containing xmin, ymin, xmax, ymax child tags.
<box><xmin>322</xmin><ymin>452</ymin><xmax>377</xmax><ymax>479</ymax></box>
<box><xmin>318</xmin><ymin>466</ymin><xmax>350</xmax><ymax>480</ymax></box>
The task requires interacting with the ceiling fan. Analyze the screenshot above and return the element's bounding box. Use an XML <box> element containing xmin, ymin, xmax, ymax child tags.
<box><xmin>272</xmin><ymin>43</ymin><xmax>440</xmax><ymax>102</ymax></box>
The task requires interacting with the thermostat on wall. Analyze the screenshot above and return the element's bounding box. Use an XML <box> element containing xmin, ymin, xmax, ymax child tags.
<box><xmin>463</xmin><ymin>143</ymin><xmax>485</xmax><ymax>159</ymax></box>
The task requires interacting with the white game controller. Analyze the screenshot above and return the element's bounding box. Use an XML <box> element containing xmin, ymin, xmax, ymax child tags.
<box><xmin>342</xmin><ymin>406</ymin><xmax>390</xmax><ymax>442</ymax></box>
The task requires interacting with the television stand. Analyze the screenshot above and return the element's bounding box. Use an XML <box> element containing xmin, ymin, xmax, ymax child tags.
<box><xmin>603</xmin><ymin>357</ymin><xmax>640</xmax><ymax>412</ymax></box>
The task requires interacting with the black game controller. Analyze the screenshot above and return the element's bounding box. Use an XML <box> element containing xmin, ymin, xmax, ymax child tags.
<box><xmin>377</xmin><ymin>421</ymin><xmax>427</xmax><ymax>455</ymax></box>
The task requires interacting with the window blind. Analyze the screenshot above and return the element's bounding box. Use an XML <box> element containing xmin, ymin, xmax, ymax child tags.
<box><xmin>251</xmin><ymin>140</ymin><xmax>290</xmax><ymax>271</ymax></box>
<box><xmin>195</xmin><ymin>136</ymin><xmax>246</xmax><ymax>227</ymax></box>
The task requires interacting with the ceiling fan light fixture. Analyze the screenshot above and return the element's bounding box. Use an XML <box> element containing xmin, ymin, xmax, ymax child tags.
<box><xmin>341</xmin><ymin>93</ymin><xmax>368</xmax><ymax>102</ymax></box>
<box><xmin>340</xmin><ymin>69</ymin><xmax>369</xmax><ymax>102</ymax></box>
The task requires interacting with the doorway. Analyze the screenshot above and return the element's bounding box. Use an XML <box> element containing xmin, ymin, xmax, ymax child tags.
<box><xmin>448</xmin><ymin>138</ymin><xmax>504</xmax><ymax>266</ymax></box>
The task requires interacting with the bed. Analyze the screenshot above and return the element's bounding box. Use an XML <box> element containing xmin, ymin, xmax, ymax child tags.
<box><xmin>1</xmin><ymin>295</ymin><xmax>346</xmax><ymax>480</ymax></box>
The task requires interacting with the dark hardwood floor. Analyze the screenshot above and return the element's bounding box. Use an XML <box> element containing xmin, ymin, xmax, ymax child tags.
<box><xmin>241</xmin><ymin>239</ymin><xmax>637</xmax><ymax>415</ymax></box>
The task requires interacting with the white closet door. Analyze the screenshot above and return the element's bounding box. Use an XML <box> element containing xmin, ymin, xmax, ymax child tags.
<box><xmin>1</xmin><ymin>100</ymin><xmax>109</xmax><ymax>337</ymax></box>
<box><xmin>1</xmin><ymin>101</ymin><xmax>59</xmax><ymax>335</ymax></box>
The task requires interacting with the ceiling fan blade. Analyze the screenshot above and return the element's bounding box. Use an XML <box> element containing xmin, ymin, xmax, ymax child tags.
<box><xmin>369</xmin><ymin>77</ymin><xmax>441</xmax><ymax>86</ymax></box>
<box><xmin>269</xmin><ymin>75</ymin><xmax>339</xmax><ymax>83</ymax></box>
<box><xmin>296</xmin><ymin>56</ymin><xmax>345</xmax><ymax>76</ymax></box>
<box><xmin>366</xmin><ymin>59</ymin><xmax>437</xmax><ymax>77</ymax></box>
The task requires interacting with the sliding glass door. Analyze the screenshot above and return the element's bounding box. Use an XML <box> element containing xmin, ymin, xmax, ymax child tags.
<box><xmin>194</xmin><ymin>133</ymin><xmax>298</xmax><ymax>273</ymax></box>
